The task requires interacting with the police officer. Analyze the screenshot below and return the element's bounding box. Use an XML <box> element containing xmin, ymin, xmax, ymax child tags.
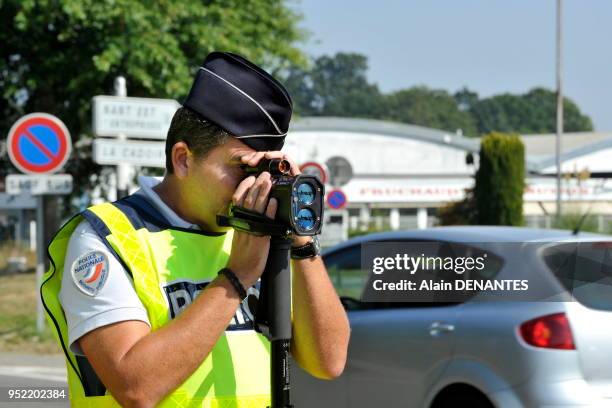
<box><xmin>41</xmin><ymin>52</ymin><xmax>350</xmax><ymax>407</ymax></box>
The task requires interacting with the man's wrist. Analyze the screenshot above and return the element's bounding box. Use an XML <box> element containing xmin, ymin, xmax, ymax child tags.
<box><xmin>291</xmin><ymin>236</ymin><xmax>320</xmax><ymax>260</ymax></box>
<box><xmin>214</xmin><ymin>275</ymin><xmax>243</xmax><ymax>301</ymax></box>
<box><xmin>218</xmin><ymin>268</ymin><xmax>248</xmax><ymax>300</ymax></box>
<box><xmin>291</xmin><ymin>236</ymin><xmax>312</xmax><ymax>248</ymax></box>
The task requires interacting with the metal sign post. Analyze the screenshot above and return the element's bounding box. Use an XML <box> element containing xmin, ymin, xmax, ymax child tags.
<box><xmin>114</xmin><ymin>77</ymin><xmax>130</xmax><ymax>199</ymax></box>
<box><xmin>35</xmin><ymin>196</ymin><xmax>45</xmax><ymax>332</ymax></box>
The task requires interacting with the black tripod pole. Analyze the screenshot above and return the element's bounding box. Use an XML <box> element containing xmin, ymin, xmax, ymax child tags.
<box><xmin>257</xmin><ymin>235</ymin><xmax>294</xmax><ymax>408</ymax></box>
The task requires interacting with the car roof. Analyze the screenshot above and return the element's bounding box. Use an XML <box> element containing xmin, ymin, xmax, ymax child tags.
<box><xmin>324</xmin><ymin>226</ymin><xmax>608</xmax><ymax>255</ymax></box>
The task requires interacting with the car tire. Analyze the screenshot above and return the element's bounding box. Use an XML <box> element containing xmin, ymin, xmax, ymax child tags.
<box><xmin>432</xmin><ymin>386</ymin><xmax>493</xmax><ymax>408</ymax></box>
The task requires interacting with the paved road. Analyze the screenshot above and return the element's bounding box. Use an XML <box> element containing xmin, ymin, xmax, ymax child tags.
<box><xmin>0</xmin><ymin>353</ymin><xmax>68</xmax><ymax>407</ymax></box>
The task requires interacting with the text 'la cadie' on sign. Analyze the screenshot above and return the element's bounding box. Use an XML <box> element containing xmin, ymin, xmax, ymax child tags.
<box><xmin>6</xmin><ymin>112</ymin><xmax>73</xmax><ymax>194</ymax></box>
<box><xmin>93</xmin><ymin>138</ymin><xmax>165</xmax><ymax>168</ymax></box>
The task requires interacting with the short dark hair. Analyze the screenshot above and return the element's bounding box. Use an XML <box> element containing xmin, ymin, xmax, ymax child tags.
<box><xmin>165</xmin><ymin>107</ymin><xmax>230</xmax><ymax>173</ymax></box>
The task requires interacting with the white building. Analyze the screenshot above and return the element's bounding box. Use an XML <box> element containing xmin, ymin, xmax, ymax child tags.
<box><xmin>284</xmin><ymin>117</ymin><xmax>612</xmax><ymax>244</ymax></box>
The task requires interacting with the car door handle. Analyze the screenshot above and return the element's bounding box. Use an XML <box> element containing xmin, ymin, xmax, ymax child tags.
<box><xmin>429</xmin><ymin>321</ymin><xmax>455</xmax><ymax>337</ymax></box>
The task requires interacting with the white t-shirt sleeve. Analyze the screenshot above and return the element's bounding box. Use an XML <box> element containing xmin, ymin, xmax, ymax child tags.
<box><xmin>59</xmin><ymin>220</ymin><xmax>150</xmax><ymax>356</ymax></box>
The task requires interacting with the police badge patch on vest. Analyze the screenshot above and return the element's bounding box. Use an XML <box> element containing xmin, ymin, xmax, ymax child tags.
<box><xmin>163</xmin><ymin>280</ymin><xmax>259</xmax><ymax>331</ymax></box>
<box><xmin>71</xmin><ymin>251</ymin><xmax>109</xmax><ymax>296</ymax></box>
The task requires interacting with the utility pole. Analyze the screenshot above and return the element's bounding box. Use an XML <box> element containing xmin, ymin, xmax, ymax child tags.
<box><xmin>555</xmin><ymin>0</ymin><xmax>563</xmax><ymax>219</ymax></box>
<box><xmin>114</xmin><ymin>76</ymin><xmax>130</xmax><ymax>198</ymax></box>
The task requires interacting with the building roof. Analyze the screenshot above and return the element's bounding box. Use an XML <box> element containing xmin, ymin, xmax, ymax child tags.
<box><xmin>521</xmin><ymin>132</ymin><xmax>612</xmax><ymax>158</ymax></box>
<box><xmin>521</xmin><ymin>132</ymin><xmax>612</xmax><ymax>172</ymax></box>
<box><xmin>291</xmin><ymin>116</ymin><xmax>480</xmax><ymax>153</ymax></box>
<box><xmin>290</xmin><ymin>117</ymin><xmax>612</xmax><ymax>174</ymax></box>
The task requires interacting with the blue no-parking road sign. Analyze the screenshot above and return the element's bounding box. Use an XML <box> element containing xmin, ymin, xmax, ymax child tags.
<box><xmin>326</xmin><ymin>189</ymin><xmax>348</xmax><ymax>209</ymax></box>
<box><xmin>7</xmin><ymin>113</ymin><xmax>72</xmax><ymax>174</ymax></box>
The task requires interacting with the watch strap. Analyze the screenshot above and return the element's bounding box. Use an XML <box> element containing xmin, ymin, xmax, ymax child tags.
<box><xmin>291</xmin><ymin>238</ymin><xmax>320</xmax><ymax>260</ymax></box>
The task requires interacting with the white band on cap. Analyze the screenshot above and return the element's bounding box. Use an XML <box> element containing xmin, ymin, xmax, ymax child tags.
<box><xmin>199</xmin><ymin>67</ymin><xmax>284</xmax><ymax>136</ymax></box>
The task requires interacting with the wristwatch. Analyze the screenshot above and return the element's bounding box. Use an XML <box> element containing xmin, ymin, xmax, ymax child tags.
<box><xmin>290</xmin><ymin>236</ymin><xmax>321</xmax><ymax>260</ymax></box>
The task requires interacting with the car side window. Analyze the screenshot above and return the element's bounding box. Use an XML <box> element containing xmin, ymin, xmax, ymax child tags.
<box><xmin>324</xmin><ymin>242</ymin><xmax>459</xmax><ymax>310</ymax></box>
<box><xmin>373</xmin><ymin>241</ymin><xmax>461</xmax><ymax>309</ymax></box>
<box><xmin>324</xmin><ymin>240</ymin><xmax>505</xmax><ymax>310</ymax></box>
<box><xmin>324</xmin><ymin>245</ymin><xmax>366</xmax><ymax>304</ymax></box>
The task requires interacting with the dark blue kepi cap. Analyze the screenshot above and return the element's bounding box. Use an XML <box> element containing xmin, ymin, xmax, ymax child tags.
<box><xmin>183</xmin><ymin>52</ymin><xmax>293</xmax><ymax>151</ymax></box>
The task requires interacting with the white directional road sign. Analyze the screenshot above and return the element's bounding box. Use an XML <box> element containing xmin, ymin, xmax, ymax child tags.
<box><xmin>93</xmin><ymin>95</ymin><xmax>180</xmax><ymax>139</ymax></box>
<box><xmin>93</xmin><ymin>139</ymin><xmax>165</xmax><ymax>167</ymax></box>
<box><xmin>0</xmin><ymin>192</ymin><xmax>37</xmax><ymax>209</ymax></box>
<box><xmin>6</xmin><ymin>174</ymin><xmax>73</xmax><ymax>195</ymax></box>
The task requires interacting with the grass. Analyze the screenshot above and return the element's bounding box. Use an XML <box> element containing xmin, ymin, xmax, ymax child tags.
<box><xmin>0</xmin><ymin>240</ymin><xmax>37</xmax><ymax>273</ymax></box>
<box><xmin>0</xmin><ymin>273</ymin><xmax>59</xmax><ymax>354</ymax></box>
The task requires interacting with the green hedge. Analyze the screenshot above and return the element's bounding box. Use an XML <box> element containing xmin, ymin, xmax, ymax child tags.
<box><xmin>474</xmin><ymin>132</ymin><xmax>525</xmax><ymax>226</ymax></box>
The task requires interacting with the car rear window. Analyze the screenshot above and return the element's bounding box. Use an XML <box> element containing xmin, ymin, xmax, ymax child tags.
<box><xmin>542</xmin><ymin>241</ymin><xmax>612</xmax><ymax>311</ymax></box>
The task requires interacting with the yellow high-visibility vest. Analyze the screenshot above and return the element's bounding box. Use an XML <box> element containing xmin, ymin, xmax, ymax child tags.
<box><xmin>41</xmin><ymin>194</ymin><xmax>271</xmax><ymax>407</ymax></box>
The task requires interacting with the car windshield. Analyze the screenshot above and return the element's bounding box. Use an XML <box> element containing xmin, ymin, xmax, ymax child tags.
<box><xmin>542</xmin><ymin>241</ymin><xmax>612</xmax><ymax>311</ymax></box>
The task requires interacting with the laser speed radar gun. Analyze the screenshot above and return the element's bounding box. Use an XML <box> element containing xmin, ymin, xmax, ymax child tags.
<box><xmin>241</xmin><ymin>159</ymin><xmax>324</xmax><ymax>235</ymax></box>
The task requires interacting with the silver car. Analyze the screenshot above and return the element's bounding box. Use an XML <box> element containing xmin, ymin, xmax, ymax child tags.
<box><xmin>292</xmin><ymin>226</ymin><xmax>612</xmax><ymax>408</ymax></box>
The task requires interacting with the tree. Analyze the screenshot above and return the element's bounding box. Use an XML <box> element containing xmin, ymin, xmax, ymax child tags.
<box><xmin>458</xmin><ymin>87</ymin><xmax>593</xmax><ymax>135</ymax></box>
<box><xmin>384</xmin><ymin>86</ymin><xmax>478</xmax><ymax>136</ymax></box>
<box><xmin>437</xmin><ymin>187</ymin><xmax>477</xmax><ymax>226</ymax></box>
<box><xmin>454</xmin><ymin>87</ymin><xmax>479</xmax><ymax>113</ymax></box>
<box><xmin>0</xmin><ymin>0</ymin><xmax>306</xmax><ymax>211</ymax></box>
<box><xmin>474</xmin><ymin>132</ymin><xmax>525</xmax><ymax>226</ymax></box>
<box><xmin>285</xmin><ymin>53</ymin><xmax>594</xmax><ymax>137</ymax></box>
<box><xmin>283</xmin><ymin>52</ymin><xmax>386</xmax><ymax>118</ymax></box>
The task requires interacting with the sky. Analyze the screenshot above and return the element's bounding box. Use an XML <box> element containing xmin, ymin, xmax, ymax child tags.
<box><xmin>294</xmin><ymin>0</ymin><xmax>612</xmax><ymax>131</ymax></box>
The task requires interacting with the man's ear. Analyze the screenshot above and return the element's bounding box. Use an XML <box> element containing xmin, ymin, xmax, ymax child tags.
<box><xmin>171</xmin><ymin>142</ymin><xmax>191</xmax><ymax>178</ymax></box>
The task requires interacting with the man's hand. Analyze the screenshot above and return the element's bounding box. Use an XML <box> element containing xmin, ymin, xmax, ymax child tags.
<box><xmin>226</xmin><ymin>171</ymin><xmax>278</xmax><ymax>288</ymax></box>
<box><xmin>239</xmin><ymin>151</ymin><xmax>311</xmax><ymax>247</ymax></box>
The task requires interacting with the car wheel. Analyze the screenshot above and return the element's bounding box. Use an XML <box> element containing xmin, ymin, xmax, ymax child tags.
<box><xmin>432</xmin><ymin>385</ymin><xmax>493</xmax><ymax>408</ymax></box>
